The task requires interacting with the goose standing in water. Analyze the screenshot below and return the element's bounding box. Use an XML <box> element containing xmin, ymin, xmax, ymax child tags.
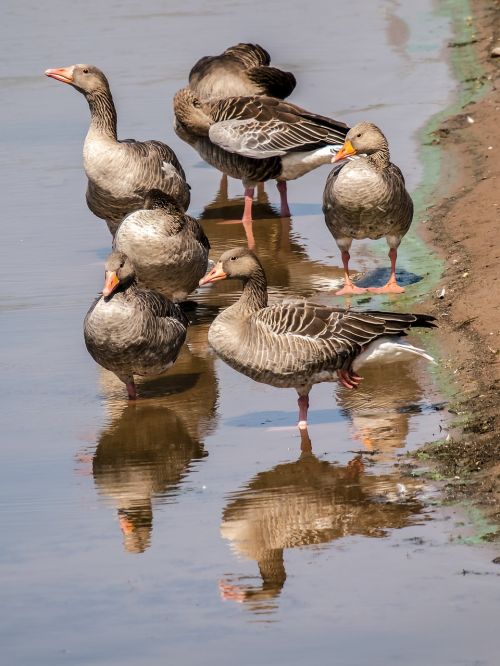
<box><xmin>188</xmin><ymin>42</ymin><xmax>296</xmax><ymax>103</ymax></box>
<box><xmin>323</xmin><ymin>122</ymin><xmax>413</xmax><ymax>295</ymax></box>
<box><xmin>200</xmin><ymin>247</ymin><xmax>435</xmax><ymax>429</ymax></box>
<box><xmin>45</xmin><ymin>64</ymin><xmax>190</xmax><ymax>235</ymax></box>
<box><xmin>84</xmin><ymin>252</ymin><xmax>188</xmax><ymax>399</ymax></box>
<box><xmin>174</xmin><ymin>91</ymin><xmax>349</xmax><ymax>226</ymax></box>
<box><xmin>113</xmin><ymin>189</ymin><xmax>210</xmax><ymax>301</ymax></box>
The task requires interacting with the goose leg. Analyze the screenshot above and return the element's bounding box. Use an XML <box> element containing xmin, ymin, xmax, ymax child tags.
<box><xmin>336</xmin><ymin>250</ymin><xmax>367</xmax><ymax>296</ymax></box>
<box><xmin>276</xmin><ymin>181</ymin><xmax>291</xmax><ymax>217</ymax></box>
<box><xmin>368</xmin><ymin>247</ymin><xmax>405</xmax><ymax>294</ymax></box>
<box><xmin>220</xmin><ymin>173</ymin><xmax>228</xmax><ymax>199</ymax></box>
<box><xmin>297</xmin><ymin>393</ymin><xmax>310</xmax><ymax>430</ymax></box>
<box><xmin>257</xmin><ymin>181</ymin><xmax>265</xmax><ymax>197</ymax></box>
<box><xmin>125</xmin><ymin>379</ymin><xmax>137</xmax><ymax>400</ymax></box>
<box><xmin>242</xmin><ymin>187</ymin><xmax>254</xmax><ymax>222</ymax></box>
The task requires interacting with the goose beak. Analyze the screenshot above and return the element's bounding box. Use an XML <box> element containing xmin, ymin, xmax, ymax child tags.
<box><xmin>332</xmin><ymin>139</ymin><xmax>356</xmax><ymax>163</ymax></box>
<box><xmin>44</xmin><ymin>66</ymin><xmax>75</xmax><ymax>84</ymax></box>
<box><xmin>199</xmin><ymin>263</ymin><xmax>227</xmax><ymax>286</ymax></box>
<box><xmin>102</xmin><ymin>271</ymin><xmax>120</xmax><ymax>297</ymax></box>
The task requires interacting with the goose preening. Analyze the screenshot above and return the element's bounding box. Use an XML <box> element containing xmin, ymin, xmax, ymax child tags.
<box><xmin>113</xmin><ymin>189</ymin><xmax>210</xmax><ymax>301</ymax></box>
<box><xmin>323</xmin><ymin>122</ymin><xmax>413</xmax><ymax>295</ymax></box>
<box><xmin>45</xmin><ymin>64</ymin><xmax>190</xmax><ymax>235</ymax></box>
<box><xmin>84</xmin><ymin>251</ymin><xmax>188</xmax><ymax>399</ymax></box>
<box><xmin>188</xmin><ymin>42</ymin><xmax>296</xmax><ymax>102</ymax></box>
<box><xmin>174</xmin><ymin>91</ymin><xmax>349</xmax><ymax>224</ymax></box>
<box><xmin>199</xmin><ymin>247</ymin><xmax>435</xmax><ymax>429</ymax></box>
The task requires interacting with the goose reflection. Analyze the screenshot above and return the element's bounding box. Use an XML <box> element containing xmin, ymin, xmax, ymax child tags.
<box><xmin>198</xmin><ymin>177</ymin><xmax>344</xmax><ymax>300</ymax></box>
<box><xmin>337</xmin><ymin>358</ymin><xmax>425</xmax><ymax>459</ymax></box>
<box><xmin>92</xmin><ymin>322</ymin><xmax>218</xmax><ymax>553</ymax></box>
<box><xmin>220</xmin><ymin>431</ymin><xmax>421</xmax><ymax>610</ymax></box>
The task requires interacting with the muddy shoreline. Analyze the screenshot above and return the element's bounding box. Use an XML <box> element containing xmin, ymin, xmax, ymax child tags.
<box><xmin>413</xmin><ymin>0</ymin><xmax>500</xmax><ymax>534</ymax></box>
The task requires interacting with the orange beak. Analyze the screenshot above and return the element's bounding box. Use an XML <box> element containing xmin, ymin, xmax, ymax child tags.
<box><xmin>332</xmin><ymin>139</ymin><xmax>356</xmax><ymax>163</ymax></box>
<box><xmin>199</xmin><ymin>262</ymin><xmax>227</xmax><ymax>286</ymax></box>
<box><xmin>44</xmin><ymin>66</ymin><xmax>75</xmax><ymax>84</ymax></box>
<box><xmin>102</xmin><ymin>271</ymin><xmax>120</xmax><ymax>297</ymax></box>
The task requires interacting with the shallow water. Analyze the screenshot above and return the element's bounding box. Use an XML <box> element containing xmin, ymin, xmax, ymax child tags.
<box><xmin>1</xmin><ymin>0</ymin><xmax>499</xmax><ymax>664</ymax></box>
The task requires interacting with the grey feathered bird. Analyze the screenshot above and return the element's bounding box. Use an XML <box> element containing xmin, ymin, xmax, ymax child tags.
<box><xmin>323</xmin><ymin>122</ymin><xmax>413</xmax><ymax>295</ymax></box>
<box><xmin>45</xmin><ymin>64</ymin><xmax>190</xmax><ymax>235</ymax></box>
<box><xmin>84</xmin><ymin>252</ymin><xmax>188</xmax><ymax>399</ymax></box>
<box><xmin>200</xmin><ymin>247</ymin><xmax>435</xmax><ymax>429</ymax></box>
<box><xmin>113</xmin><ymin>190</ymin><xmax>210</xmax><ymax>301</ymax></box>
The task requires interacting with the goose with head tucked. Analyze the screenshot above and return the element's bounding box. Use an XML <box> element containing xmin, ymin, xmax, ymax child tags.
<box><xmin>113</xmin><ymin>189</ymin><xmax>210</xmax><ymax>302</ymax></box>
<box><xmin>45</xmin><ymin>64</ymin><xmax>190</xmax><ymax>235</ymax></box>
<box><xmin>188</xmin><ymin>42</ymin><xmax>296</xmax><ymax>103</ymax></box>
<box><xmin>200</xmin><ymin>247</ymin><xmax>435</xmax><ymax>429</ymax></box>
<box><xmin>84</xmin><ymin>251</ymin><xmax>188</xmax><ymax>400</ymax></box>
<box><xmin>323</xmin><ymin>122</ymin><xmax>413</xmax><ymax>295</ymax></box>
<box><xmin>174</xmin><ymin>91</ymin><xmax>349</xmax><ymax>226</ymax></box>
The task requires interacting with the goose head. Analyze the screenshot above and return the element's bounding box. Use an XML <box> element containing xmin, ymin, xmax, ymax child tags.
<box><xmin>333</xmin><ymin>122</ymin><xmax>388</xmax><ymax>162</ymax></box>
<box><xmin>141</xmin><ymin>189</ymin><xmax>183</xmax><ymax>214</ymax></box>
<box><xmin>102</xmin><ymin>251</ymin><xmax>135</xmax><ymax>298</ymax></box>
<box><xmin>45</xmin><ymin>64</ymin><xmax>110</xmax><ymax>97</ymax></box>
<box><xmin>199</xmin><ymin>247</ymin><xmax>263</xmax><ymax>285</ymax></box>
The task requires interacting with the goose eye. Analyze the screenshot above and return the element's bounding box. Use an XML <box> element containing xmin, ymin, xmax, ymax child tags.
<box><xmin>230</xmin><ymin>256</ymin><xmax>237</xmax><ymax>261</ymax></box>
<box><xmin>83</xmin><ymin>68</ymin><xmax>89</xmax><ymax>74</ymax></box>
<box><xmin>356</xmin><ymin>133</ymin><xmax>362</xmax><ymax>138</ymax></box>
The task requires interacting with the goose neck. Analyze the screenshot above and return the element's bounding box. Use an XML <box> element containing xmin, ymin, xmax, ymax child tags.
<box><xmin>86</xmin><ymin>88</ymin><xmax>118</xmax><ymax>139</ymax></box>
<box><xmin>235</xmin><ymin>269</ymin><xmax>268</xmax><ymax>314</ymax></box>
<box><xmin>367</xmin><ymin>147</ymin><xmax>390</xmax><ymax>170</ymax></box>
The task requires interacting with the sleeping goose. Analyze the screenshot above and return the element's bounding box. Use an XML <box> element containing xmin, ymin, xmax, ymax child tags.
<box><xmin>45</xmin><ymin>64</ymin><xmax>190</xmax><ymax>235</ymax></box>
<box><xmin>188</xmin><ymin>42</ymin><xmax>296</xmax><ymax>102</ymax></box>
<box><xmin>84</xmin><ymin>251</ymin><xmax>188</xmax><ymax>400</ymax></box>
<box><xmin>174</xmin><ymin>91</ymin><xmax>349</xmax><ymax>223</ymax></box>
<box><xmin>113</xmin><ymin>189</ymin><xmax>210</xmax><ymax>301</ymax></box>
<box><xmin>200</xmin><ymin>247</ymin><xmax>435</xmax><ymax>429</ymax></box>
<box><xmin>323</xmin><ymin>122</ymin><xmax>413</xmax><ymax>295</ymax></box>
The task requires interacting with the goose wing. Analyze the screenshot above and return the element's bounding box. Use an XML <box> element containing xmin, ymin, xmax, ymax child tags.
<box><xmin>208</xmin><ymin>97</ymin><xmax>349</xmax><ymax>158</ymax></box>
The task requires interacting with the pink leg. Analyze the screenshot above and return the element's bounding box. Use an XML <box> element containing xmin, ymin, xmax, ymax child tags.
<box><xmin>338</xmin><ymin>369</ymin><xmax>363</xmax><ymax>389</ymax></box>
<box><xmin>220</xmin><ymin>173</ymin><xmax>228</xmax><ymax>199</ymax></box>
<box><xmin>276</xmin><ymin>181</ymin><xmax>291</xmax><ymax>217</ymax></box>
<box><xmin>242</xmin><ymin>187</ymin><xmax>254</xmax><ymax>222</ymax></box>
<box><xmin>297</xmin><ymin>393</ymin><xmax>310</xmax><ymax>430</ymax></box>
<box><xmin>126</xmin><ymin>380</ymin><xmax>137</xmax><ymax>400</ymax></box>
<box><xmin>336</xmin><ymin>250</ymin><xmax>367</xmax><ymax>296</ymax></box>
<box><xmin>368</xmin><ymin>248</ymin><xmax>405</xmax><ymax>294</ymax></box>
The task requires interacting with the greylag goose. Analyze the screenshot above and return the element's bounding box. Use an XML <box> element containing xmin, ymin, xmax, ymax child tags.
<box><xmin>113</xmin><ymin>189</ymin><xmax>210</xmax><ymax>301</ymax></box>
<box><xmin>174</xmin><ymin>91</ymin><xmax>349</xmax><ymax>224</ymax></box>
<box><xmin>323</xmin><ymin>122</ymin><xmax>413</xmax><ymax>295</ymax></box>
<box><xmin>84</xmin><ymin>251</ymin><xmax>188</xmax><ymax>399</ymax></box>
<box><xmin>199</xmin><ymin>247</ymin><xmax>435</xmax><ymax>429</ymax></box>
<box><xmin>45</xmin><ymin>64</ymin><xmax>190</xmax><ymax>235</ymax></box>
<box><xmin>188</xmin><ymin>42</ymin><xmax>296</xmax><ymax>102</ymax></box>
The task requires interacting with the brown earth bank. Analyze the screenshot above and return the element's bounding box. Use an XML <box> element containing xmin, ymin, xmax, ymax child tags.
<box><xmin>410</xmin><ymin>0</ymin><xmax>500</xmax><ymax>535</ymax></box>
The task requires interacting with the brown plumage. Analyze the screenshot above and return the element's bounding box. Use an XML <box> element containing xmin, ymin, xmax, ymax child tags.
<box><xmin>188</xmin><ymin>42</ymin><xmax>296</xmax><ymax>102</ymax></box>
<box><xmin>199</xmin><ymin>247</ymin><xmax>435</xmax><ymax>429</ymax></box>
<box><xmin>323</xmin><ymin>122</ymin><xmax>413</xmax><ymax>295</ymax></box>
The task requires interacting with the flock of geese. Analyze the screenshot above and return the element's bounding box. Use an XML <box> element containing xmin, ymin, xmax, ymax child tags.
<box><xmin>45</xmin><ymin>43</ymin><xmax>435</xmax><ymax>429</ymax></box>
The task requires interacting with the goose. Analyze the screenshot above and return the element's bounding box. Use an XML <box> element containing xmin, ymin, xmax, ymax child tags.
<box><xmin>45</xmin><ymin>64</ymin><xmax>190</xmax><ymax>235</ymax></box>
<box><xmin>323</xmin><ymin>122</ymin><xmax>413</xmax><ymax>295</ymax></box>
<box><xmin>199</xmin><ymin>247</ymin><xmax>435</xmax><ymax>429</ymax></box>
<box><xmin>174</xmin><ymin>91</ymin><xmax>349</xmax><ymax>223</ymax></box>
<box><xmin>84</xmin><ymin>251</ymin><xmax>188</xmax><ymax>399</ymax></box>
<box><xmin>188</xmin><ymin>42</ymin><xmax>296</xmax><ymax>103</ymax></box>
<box><xmin>113</xmin><ymin>189</ymin><xmax>210</xmax><ymax>301</ymax></box>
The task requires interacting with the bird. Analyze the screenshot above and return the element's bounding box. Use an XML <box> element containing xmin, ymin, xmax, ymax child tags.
<box><xmin>199</xmin><ymin>247</ymin><xmax>436</xmax><ymax>429</ymax></box>
<box><xmin>84</xmin><ymin>251</ymin><xmax>188</xmax><ymax>400</ymax></box>
<box><xmin>173</xmin><ymin>91</ymin><xmax>349</xmax><ymax>225</ymax></box>
<box><xmin>187</xmin><ymin>42</ymin><xmax>296</xmax><ymax>103</ymax></box>
<box><xmin>113</xmin><ymin>189</ymin><xmax>210</xmax><ymax>301</ymax></box>
<box><xmin>45</xmin><ymin>64</ymin><xmax>190</xmax><ymax>235</ymax></box>
<box><xmin>323</xmin><ymin>121</ymin><xmax>413</xmax><ymax>295</ymax></box>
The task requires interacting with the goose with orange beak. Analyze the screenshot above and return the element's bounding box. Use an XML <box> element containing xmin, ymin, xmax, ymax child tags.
<box><xmin>323</xmin><ymin>122</ymin><xmax>413</xmax><ymax>296</ymax></box>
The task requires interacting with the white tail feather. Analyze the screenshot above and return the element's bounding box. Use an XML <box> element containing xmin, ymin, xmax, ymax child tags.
<box><xmin>353</xmin><ymin>337</ymin><xmax>435</xmax><ymax>370</ymax></box>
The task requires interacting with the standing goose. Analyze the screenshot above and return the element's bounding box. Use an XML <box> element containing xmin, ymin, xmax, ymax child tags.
<box><xmin>200</xmin><ymin>247</ymin><xmax>435</xmax><ymax>429</ymax></box>
<box><xmin>188</xmin><ymin>42</ymin><xmax>296</xmax><ymax>102</ymax></box>
<box><xmin>174</xmin><ymin>91</ymin><xmax>349</xmax><ymax>224</ymax></box>
<box><xmin>45</xmin><ymin>64</ymin><xmax>190</xmax><ymax>235</ymax></box>
<box><xmin>113</xmin><ymin>189</ymin><xmax>210</xmax><ymax>301</ymax></box>
<box><xmin>84</xmin><ymin>251</ymin><xmax>188</xmax><ymax>400</ymax></box>
<box><xmin>323</xmin><ymin>122</ymin><xmax>413</xmax><ymax>295</ymax></box>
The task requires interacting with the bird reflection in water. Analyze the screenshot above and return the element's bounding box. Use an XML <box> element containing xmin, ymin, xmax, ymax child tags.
<box><xmin>337</xmin><ymin>358</ymin><xmax>425</xmax><ymax>460</ymax></box>
<box><xmin>219</xmin><ymin>430</ymin><xmax>422</xmax><ymax>612</ymax></box>
<box><xmin>91</xmin><ymin>322</ymin><xmax>218</xmax><ymax>553</ymax></box>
